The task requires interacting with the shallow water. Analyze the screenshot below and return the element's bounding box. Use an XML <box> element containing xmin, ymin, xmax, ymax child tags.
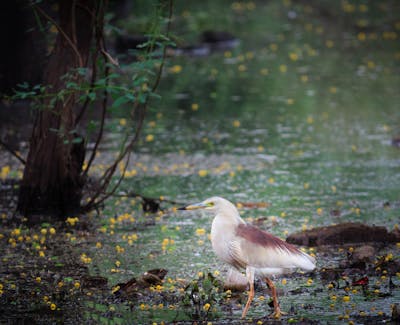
<box><xmin>1</xmin><ymin>1</ymin><xmax>399</xmax><ymax>324</ymax></box>
<box><xmin>92</xmin><ymin>1</ymin><xmax>400</xmax><ymax>322</ymax></box>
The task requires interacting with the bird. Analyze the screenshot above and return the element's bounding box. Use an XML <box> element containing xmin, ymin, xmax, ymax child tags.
<box><xmin>179</xmin><ymin>196</ymin><xmax>316</xmax><ymax>319</ymax></box>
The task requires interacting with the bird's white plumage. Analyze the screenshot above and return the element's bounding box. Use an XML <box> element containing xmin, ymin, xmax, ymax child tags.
<box><xmin>203</xmin><ymin>197</ymin><xmax>315</xmax><ymax>274</ymax></box>
<box><xmin>181</xmin><ymin>196</ymin><xmax>316</xmax><ymax>319</ymax></box>
<box><xmin>228</xmin><ymin>239</ymin><xmax>315</xmax><ymax>275</ymax></box>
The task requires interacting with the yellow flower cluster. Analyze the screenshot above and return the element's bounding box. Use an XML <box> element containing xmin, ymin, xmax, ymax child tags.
<box><xmin>161</xmin><ymin>238</ymin><xmax>175</xmax><ymax>253</ymax></box>
<box><xmin>66</xmin><ymin>217</ymin><xmax>79</xmax><ymax>226</ymax></box>
<box><xmin>122</xmin><ymin>233</ymin><xmax>138</xmax><ymax>246</ymax></box>
<box><xmin>113</xmin><ymin>213</ymin><xmax>136</xmax><ymax>225</ymax></box>
<box><xmin>0</xmin><ymin>166</ymin><xmax>11</xmax><ymax>180</ymax></box>
<box><xmin>80</xmin><ymin>253</ymin><xmax>92</xmax><ymax>264</ymax></box>
<box><xmin>231</xmin><ymin>1</ymin><xmax>256</xmax><ymax>12</ymax></box>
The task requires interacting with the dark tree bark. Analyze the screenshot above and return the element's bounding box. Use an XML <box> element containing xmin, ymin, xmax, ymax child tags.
<box><xmin>0</xmin><ymin>1</ymin><xmax>46</xmax><ymax>95</ymax></box>
<box><xmin>17</xmin><ymin>0</ymin><xmax>95</xmax><ymax>218</ymax></box>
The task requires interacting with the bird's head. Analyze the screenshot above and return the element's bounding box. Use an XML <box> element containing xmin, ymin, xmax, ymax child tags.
<box><xmin>178</xmin><ymin>196</ymin><xmax>239</xmax><ymax>216</ymax></box>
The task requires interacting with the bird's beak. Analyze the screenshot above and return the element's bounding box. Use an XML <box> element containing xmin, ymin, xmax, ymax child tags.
<box><xmin>178</xmin><ymin>202</ymin><xmax>207</xmax><ymax>210</ymax></box>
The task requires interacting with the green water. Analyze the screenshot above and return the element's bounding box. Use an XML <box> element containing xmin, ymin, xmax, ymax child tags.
<box><xmin>96</xmin><ymin>1</ymin><xmax>400</xmax><ymax>323</ymax></box>
<box><xmin>1</xmin><ymin>2</ymin><xmax>399</xmax><ymax>324</ymax></box>
<box><xmin>124</xmin><ymin>0</ymin><xmax>400</xmax><ymax>229</ymax></box>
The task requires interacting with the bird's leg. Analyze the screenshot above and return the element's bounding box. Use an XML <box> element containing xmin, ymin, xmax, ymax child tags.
<box><xmin>265</xmin><ymin>277</ymin><xmax>285</xmax><ymax>319</ymax></box>
<box><xmin>241</xmin><ymin>280</ymin><xmax>254</xmax><ymax>318</ymax></box>
<box><xmin>241</xmin><ymin>267</ymin><xmax>255</xmax><ymax>318</ymax></box>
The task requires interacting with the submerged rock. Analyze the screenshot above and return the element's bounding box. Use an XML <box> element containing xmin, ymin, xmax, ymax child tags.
<box><xmin>392</xmin><ymin>303</ymin><xmax>400</xmax><ymax>322</ymax></box>
<box><xmin>286</xmin><ymin>222</ymin><xmax>400</xmax><ymax>246</ymax></box>
<box><xmin>113</xmin><ymin>268</ymin><xmax>168</xmax><ymax>297</ymax></box>
<box><xmin>352</xmin><ymin>245</ymin><xmax>375</xmax><ymax>263</ymax></box>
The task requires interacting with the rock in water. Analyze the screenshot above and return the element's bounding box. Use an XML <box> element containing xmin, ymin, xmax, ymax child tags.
<box><xmin>286</xmin><ymin>222</ymin><xmax>400</xmax><ymax>246</ymax></box>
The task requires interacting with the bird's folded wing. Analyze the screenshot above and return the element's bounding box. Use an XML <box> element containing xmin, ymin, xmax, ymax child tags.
<box><xmin>229</xmin><ymin>237</ymin><xmax>315</xmax><ymax>271</ymax></box>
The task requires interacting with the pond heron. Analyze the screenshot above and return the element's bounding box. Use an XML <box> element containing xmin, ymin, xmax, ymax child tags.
<box><xmin>179</xmin><ymin>196</ymin><xmax>316</xmax><ymax>318</ymax></box>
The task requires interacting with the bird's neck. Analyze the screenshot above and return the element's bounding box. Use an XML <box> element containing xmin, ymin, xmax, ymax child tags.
<box><xmin>214</xmin><ymin>207</ymin><xmax>245</xmax><ymax>227</ymax></box>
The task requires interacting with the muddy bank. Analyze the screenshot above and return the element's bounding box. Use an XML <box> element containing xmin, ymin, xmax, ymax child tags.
<box><xmin>286</xmin><ymin>222</ymin><xmax>400</xmax><ymax>247</ymax></box>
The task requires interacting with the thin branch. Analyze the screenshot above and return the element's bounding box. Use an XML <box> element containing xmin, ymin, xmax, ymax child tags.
<box><xmin>101</xmin><ymin>49</ymin><xmax>119</xmax><ymax>66</ymax></box>
<box><xmin>74</xmin><ymin>1</ymin><xmax>102</xmax><ymax>125</ymax></box>
<box><xmin>152</xmin><ymin>0</ymin><xmax>173</xmax><ymax>92</ymax></box>
<box><xmin>0</xmin><ymin>139</ymin><xmax>26</xmax><ymax>165</ymax></box>
<box><xmin>71</xmin><ymin>0</ymin><xmax>78</xmax><ymax>49</ymax></box>
<box><xmin>82</xmin><ymin>0</ymin><xmax>173</xmax><ymax>213</ymax></box>
<box><xmin>82</xmin><ymin>65</ymin><xmax>108</xmax><ymax>179</ymax></box>
<box><xmin>81</xmin><ymin>1</ymin><xmax>107</xmax><ymax>178</ymax></box>
<box><xmin>33</xmin><ymin>3</ymin><xmax>84</xmax><ymax>67</ymax></box>
<box><xmin>112</xmin><ymin>191</ymin><xmax>183</xmax><ymax>206</ymax></box>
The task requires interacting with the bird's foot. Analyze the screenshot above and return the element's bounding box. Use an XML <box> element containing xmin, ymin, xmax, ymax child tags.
<box><xmin>270</xmin><ymin>307</ymin><xmax>286</xmax><ymax>319</ymax></box>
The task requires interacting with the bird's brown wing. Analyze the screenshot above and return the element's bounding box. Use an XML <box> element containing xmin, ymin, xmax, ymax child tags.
<box><xmin>230</xmin><ymin>223</ymin><xmax>315</xmax><ymax>270</ymax></box>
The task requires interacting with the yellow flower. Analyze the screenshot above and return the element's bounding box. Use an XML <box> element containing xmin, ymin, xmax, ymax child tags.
<box><xmin>36</xmin><ymin>277</ymin><xmax>41</xmax><ymax>283</ymax></box>
<box><xmin>342</xmin><ymin>296</ymin><xmax>350</xmax><ymax>302</ymax></box>
<box><xmin>289</xmin><ymin>52</ymin><xmax>298</xmax><ymax>61</ymax></box>
<box><xmin>50</xmin><ymin>303</ymin><xmax>57</xmax><ymax>311</ymax></box>
<box><xmin>224</xmin><ymin>51</ymin><xmax>232</xmax><ymax>58</ymax></box>
<box><xmin>357</xmin><ymin>32</ymin><xmax>366</xmax><ymax>41</ymax></box>
<box><xmin>49</xmin><ymin>228</ymin><xmax>56</xmax><ymax>235</ymax></box>
<box><xmin>11</xmin><ymin>228</ymin><xmax>21</xmax><ymax>236</ymax></box>
<box><xmin>145</xmin><ymin>134</ymin><xmax>154</xmax><ymax>142</ymax></box>
<box><xmin>198</xmin><ymin>169</ymin><xmax>208</xmax><ymax>177</ymax></box>
<box><xmin>195</xmin><ymin>228</ymin><xmax>206</xmax><ymax>236</ymax></box>
<box><xmin>238</xmin><ymin>64</ymin><xmax>247</xmax><ymax>72</ymax></box>
<box><xmin>270</xmin><ymin>43</ymin><xmax>278</xmax><ymax>51</ymax></box>
<box><xmin>301</xmin><ymin>75</ymin><xmax>308</xmax><ymax>82</ymax></box>
<box><xmin>66</xmin><ymin>217</ymin><xmax>79</xmax><ymax>226</ymax></box>
<box><xmin>191</xmin><ymin>103</ymin><xmax>199</xmax><ymax>111</ymax></box>
<box><xmin>169</xmin><ymin>65</ymin><xmax>182</xmax><ymax>74</ymax></box>
<box><xmin>1</xmin><ymin>166</ymin><xmax>11</xmax><ymax>179</ymax></box>
<box><xmin>279</xmin><ymin>64</ymin><xmax>287</xmax><ymax>73</ymax></box>
<box><xmin>203</xmin><ymin>303</ymin><xmax>211</xmax><ymax>311</ymax></box>
<box><xmin>74</xmin><ymin>282</ymin><xmax>80</xmax><ymax>289</ymax></box>
<box><xmin>232</xmin><ymin>120</ymin><xmax>241</xmax><ymax>128</ymax></box>
<box><xmin>325</xmin><ymin>40</ymin><xmax>334</xmax><ymax>48</ymax></box>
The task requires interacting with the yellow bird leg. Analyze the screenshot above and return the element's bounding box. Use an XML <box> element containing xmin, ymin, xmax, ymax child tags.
<box><xmin>265</xmin><ymin>277</ymin><xmax>286</xmax><ymax>319</ymax></box>
<box><xmin>241</xmin><ymin>280</ymin><xmax>254</xmax><ymax>318</ymax></box>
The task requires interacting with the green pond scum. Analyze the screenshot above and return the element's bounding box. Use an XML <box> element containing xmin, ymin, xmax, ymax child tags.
<box><xmin>1</xmin><ymin>0</ymin><xmax>400</xmax><ymax>324</ymax></box>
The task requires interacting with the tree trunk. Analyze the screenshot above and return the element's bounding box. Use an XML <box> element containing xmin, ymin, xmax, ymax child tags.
<box><xmin>17</xmin><ymin>0</ymin><xmax>95</xmax><ymax>219</ymax></box>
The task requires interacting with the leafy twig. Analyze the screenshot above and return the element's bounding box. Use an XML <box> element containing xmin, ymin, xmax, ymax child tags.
<box><xmin>81</xmin><ymin>0</ymin><xmax>174</xmax><ymax>212</ymax></box>
<box><xmin>0</xmin><ymin>139</ymin><xmax>26</xmax><ymax>165</ymax></box>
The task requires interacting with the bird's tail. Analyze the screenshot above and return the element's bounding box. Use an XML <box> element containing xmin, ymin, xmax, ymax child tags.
<box><xmin>295</xmin><ymin>251</ymin><xmax>316</xmax><ymax>271</ymax></box>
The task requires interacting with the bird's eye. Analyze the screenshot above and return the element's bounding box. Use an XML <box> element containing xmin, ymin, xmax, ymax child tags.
<box><xmin>207</xmin><ymin>202</ymin><xmax>215</xmax><ymax>207</ymax></box>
